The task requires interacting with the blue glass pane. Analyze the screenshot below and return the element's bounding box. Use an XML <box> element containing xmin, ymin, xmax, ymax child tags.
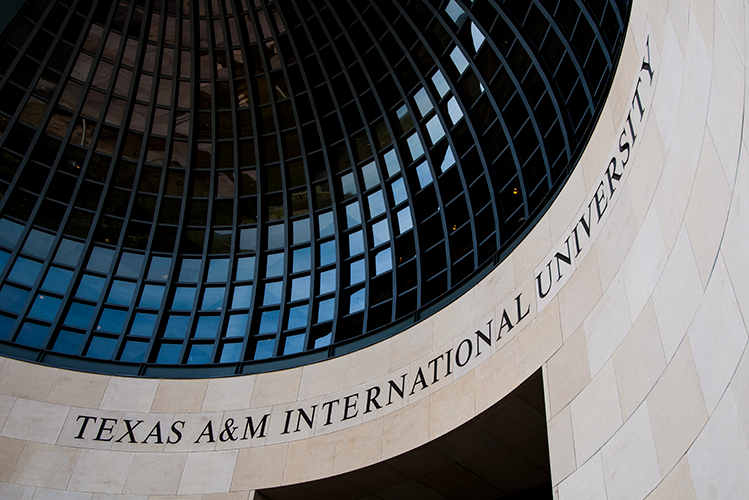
<box><xmin>28</xmin><ymin>295</ymin><xmax>62</xmax><ymax>322</ymax></box>
<box><xmin>345</xmin><ymin>202</ymin><xmax>361</xmax><ymax>228</ymax></box>
<box><xmin>87</xmin><ymin>336</ymin><xmax>117</xmax><ymax>359</ymax></box>
<box><xmin>314</xmin><ymin>331</ymin><xmax>332</xmax><ymax>349</ymax></box>
<box><xmin>147</xmin><ymin>256</ymin><xmax>171</xmax><ymax>280</ymax></box>
<box><xmin>361</xmin><ymin>161</ymin><xmax>379</xmax><ymax>190</ymax></box>
<box><xmin>258</xmin><ymin>310</ymin><xmax>279</xmax><ymax>333</ymax></box>
<box><xmin>239</xmin><ymin>227</ymin><xmax>257</xmax><ymax>252</ymax></box>
<box><xmin>232</xmin><ymin>285</ymin><xmax>253</xmax><ymax>309</ymax></box>
<box><xmin>16</xmin><ymin>322</ymin><xmax>47</xmax><ymax>348</ymax></box>
<box><xmin>207</xmin><ymin>259</ymin><xmax>229</xmax><ymax>282</ymax></box>
<box><xmin>414</xmin><ymin>87</ymin><xmax>433</xmax><ymax>117</ymax></box>
<box><xmin>165</xmin><ymin>315</ymin><xmax>190</xmax><ymax>338</ymax></box>
<box><xmin>320</xmin><ymin>241</ymin><xmax>335</xmax><ymax>266</ymax></box>
<box><xmin>139</xmin><ymin>284</ymin><xmax>165</xmax><ymax>308</ymax></box>
<box><xmin>397</xmin><ymin>208</ymin><xmax>413</xmax><ymax>234</ymax></box>
<box><xmin>236</xmin><ymin>256</ymin><xmax>255</xmax><ymax>281</ymax></box>
<box><xmin>293</xmin><ymin>218</ymin><xmax>311</xmax><ymax>244</ymax></box>
<box><xmin>172</xmin><ymin>287</ymin><xmax>195</xmax><ymax>310</ymax></box>
<box><xmin>0</xmin><ymin>315</ymin><xmax>15</xmax><ymax>340</ymax></box>
<box><xmin>202</xmin><ymin>287</ymin><xmax>225</xmax><ymax>310</ymax></box>
<box><xmin>8</xmin><ymin>257</ymin><xmax>42</xmax><ymax>286</ymax></box>
<box><xmin>156</xmin><ymin>343</ymin><xmax>181</xmax><ymax>364</ymax></box>
<box><xmin>265</xmin><ymin>253</ymin><xmax>284</xmax><ymax>277</ymax></box>
<box><xmin>447</xmin><ymin>96</ymin><xmax>463</xmax><ymax>124</ymax></box>
<box><xmin>267</xmin><ymin>224</ymin><xmax>284</xmax><ymax>249</ymax></box>
<box><xmin>317</xmin><ymin>299</ymin><xmax>334</xmax><ymax>322</ymax></box>
<box><xmin>391</xmin><ymin>178</ymin><xmax>407</xmax><ymax>205</ymax></box>
<box><xmin>53</xmin><ymin>330</ymin><xmax>83</xmax><ymax>355</ymax></box>
<box><xmin>284</xmin><ymin>333</ymin><xmax>305</xmax><ymax>355</ymax></box>
<box><xmin>54</xmin><ymin>239</ymin><xmax>84</xmax><ymax>266</ymax></box>
<box><xmin>87</xmin><ymin>247</ymin><xmax>114</xmax><ymax>273</ymax></box>
<box><xmin>64</xmin><ymin>302</ymin><xmax>95</xmax><ymax>329</ymax></box>
<box><xmin>195</xmin><ymin>316</ymin><xmax>220</xmax><ymax>339</ymax></box>
<box><xmin>41</xmin><ymin>267</ymin><xmax>73</xmax><ymax>294</ymax></box>
<box><xmin>372</xmin><ymin>219</ymin><xmax>390</xmax><ymax>246</ymax></box>
<box><xmin>263</xmin><ymin>282</ymin><xmax>282</xmax><ymax>306</ymax></box>
<box><xmin>287</xmin><ymin>305</ymin><xmax>308</xmax><ymax>330</ymax></box>
<box><xmin>446</xmin><ymin>0</ymin><xmax>466</xmax><ymax>26</ymax></box>
<box><xmin>107</xmin><ymin>280</ymin><xmax>136</xmax><ymax>305</ymax></box>
<box><xmin>291</xmin><ymin>276</ymin><xmax>310</xmax><ymax>301</ymax></box>
<box><xmin>131</xmin><ymin>313</ymin><xmax>157</xmax><ymax>336</ymax></box>
<box><xmin>350</xmin><ymin>260</ymin><xmax>365</xmax><ymax>285</ymax></box>
<box><xmin>349</xmin><ymin>288</ymin><xmax>365</xmax><ymax>313</ymax></box>
<box><xmin>376</xmin><ymin>249</ymin><xmax>393</xmax><ymax>275</ymax></box>
<box><xmin>293</xmin><ymin>247</ymin><xmax>311</xmax><ymax>272</ymax></box>
<box><xmin>120</xmin><ymin>341</ymin><xmax>148</xmax><ymax>363</ymax></box>
<box><xmin>0</xmin><ymin>285</ymin><xmax>29</xmax><ymax>314</ymax></box>
<box><xmin>471</xmin><ymin>22</ymin><xmax>485</xmax><ymax>52</ymax></box>
<box><xmin>187</xmin><ymin>344</ymin><xmax>212</xmax><ymax>364</ymax></box>
<box><xmin>226</xmin><ymin>314</ymin><xmax>247</xmax><ymax>337</ymax></box>
<box><xmin>397</xmin><ymin>105</ymin><xmax>413</xmax><ymax>132</ymax></box>
<box><xmin>254</xmin><ymin>338</ymin><xmax>275</xmax><ymax>359</ymax></box>
<box><xmin>341</xmin><ymin>172</ymin><xmax>357</xmax><ymax>200</ymax></box>
<box><xmin>450</xmin><ymin>46</ymin><xmax>469</xmax><ymax>74</ymax></box>
<box><xmin>416</xmin><ymin>161</ymin><xmax>433</xmax><ymax>188</ymax></box>
<box><xmin>406</xmin><ymin>133</ymin><xmax>424</xmax><ymax>161</ymax></box>
<box><xmin>318</xmin><ymin>211</ymin><xmax>334</xmax><ymax>237</ymax></box>
<box><xmin>384</xmin><ymin>149</ymin><xmax>400</xmax><ymax>177</ymax></box>
<box><xmin>439</xmin><ymin>146</ymin><xmax>456</xmax><ymax>173</ymax></box>
<box><xmin>22</xmin><ymin>230</ymin><xmax>54</xmax><ymax>259</ymax></box>
<box><xmin>0</xmin><ymin>219</ymin><xmax>23</xmax><ymax>249</ymax></box>
<box><xmin>179</xmin><ymin>259</ymin><xmax>201</xmax><ymax>282</ymax></box>
<box><xmin>76</xmin><ymin>275</ymin><xmax>105</xmax><ymax>300</ymax></box>
<box><xmin>97</xmin><ymin>309</ymin><xmax>127</xmax><ymax>333</ymax></box>
<box><xmin>426</xmin><ymin>116</ymin><xmax>445</xmax><ymax>144</ymax></box>
<box><xmin>0</xmin><ymin>250</ymin><xmax>9</xmax><ymax>272</ymax></box>
<box><xmin>220</xmin><ymin>342</ymin><xmax>242</xmax><ymax>363</ymax></box>
<box><xmin>117</xmin><ymin>253</ymin><xmax>143</xmax><ymax>278</ymax></box>
<box><xmin>368</xmin><ymin>191</ymin><xmax>386</xmax><ymax>217</ymax></box>
<box><xmin>319</xmin><ymin>269</ymin><xmax>336</xmax><ymax>295</ymax></box>
<box><xmin>431</xmin><ymin>70</ymin><xmax>450</xmax><ymax>98</ymax></box>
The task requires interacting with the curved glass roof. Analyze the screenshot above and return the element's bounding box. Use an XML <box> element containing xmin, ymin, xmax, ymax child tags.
<box><xmin>0</xmin><ymin>0</ymin><xmax>630</xmax><ymax>377</ymax></box>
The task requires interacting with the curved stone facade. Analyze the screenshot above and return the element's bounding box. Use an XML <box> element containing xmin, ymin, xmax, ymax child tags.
<box><xmin>2</xmin><ymin>0</ymin><xmax>749</xmax><ymax>498</ymax></box>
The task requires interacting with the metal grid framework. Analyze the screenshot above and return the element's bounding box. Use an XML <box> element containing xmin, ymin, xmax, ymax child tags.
<box><xmin>0</xmin><ymin>0</ymin><xmax>630</xmax><ymax>377</ymax></box>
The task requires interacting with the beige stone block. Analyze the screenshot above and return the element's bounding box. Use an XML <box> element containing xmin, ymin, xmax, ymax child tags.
<box><xmin>432</xmin><ymin>290</ymin><xmax>476</xmax><ymax>350</ymax></box>
<box><xmin>627</xmin><ymin>121</ymin><xmax>667</xmax><ymax>229</ymax></box>
<box><xmin>557</xmin><ymin>451</ymin><xmax>607</xmax><ymax>500</ymax></box>
<box><xmin>546</xmin><ymin>326</ymin><xmax>590</xmax><ymax>418</ymax></box>
<box><xmin>547</xmin><ymin>405</ymin><xmax>576</xmax><ymax>486</ymax></box>
<box><xmin>684</xmin><ymin>134</ymin><xmax>732</xmax><ymax>286</ymax></box>
<box><xmin>203</xmin><ymin>493</ymin><xmax>251</xmax><ymax>500</ymax></box>
<box><xmin>558</xmin><ymin>246</ymin><xmax>602</xmax><ymax>341</ymax></box>
<box><xmin>201</xmin><ymin>376</ymin><xmax>254</xmax><ymax>412</ymax></box>
<box><xmin>123</xmin><ymin>452</ymin><xmax>187</xmax><ymax>495</ymax></box>
<box><xmin>109</xmin><ymin>412</ymin><xmax>176</xmax><ymax>452</ymax></box>
<box><xmin>570</xmin><ymin>361</ymin><xmax>622</xmax><ymax>465</ymax></box>
<box><xmin>298</xmin><ymin>356</ymin><xmax>348</xmax><ymax>400</ymax></box>
<box><xmin>0</xmin><ymin>359</ymin><xmax>57</xmax><ymax>401</ymax></box>
<box><xmin>332</xmin><ymin>417</ymin><xmax>383</xmax><ymax>475</ymax></box>
<box><xmin>381</xmin><ymin>397</ymin><xmax>430</xmax><ymax>460</ymax></box>
<box><xmin>691</xmin><ymin>0</ymin><xmax>714</xmax><ymax>56</ymax></box>
<box><xmin>91</xmin><ymin>495</ymin><xmax>147</xmax><ymax>500</ymax></box>
<box><xmin>580</xmin><ymin>108</ymin><xmax>617</xmax><ymax>194</ymax></box>
<box><xmin>0</xmin><ymin>483</ymin><xmax>36</xmax><ymax>500</ymax></box>
<box><xmin>0</xmin><ymin>394</ymin><xmax>15</xmax><ymax>430</ymax></box>
<box><xmin>282</xmin><ymin>433</ymin><xmax>336</xmax><ymax>485</ymax></box>
<box><xmin>178</xmin><ymin>450</ymin><xmax>237</xmax><ymax>494</ymax></box>
<box><xmin>10</xmin><ymin>441</ymin><xmax>79</xmax><ymax>488</ymax></box>
<box><xmin>601</xmin><ymin>404</ymin><xmax>661</xmax><ymax>500</ymax></box>
<box><xmin>594</xmin><ymin>185</ymin><xmax>638</xmax><ymax>291</ymax></box>
<box><xmin>731</xmin><ymin>349</ymin><xmax>749</xmax><ymax>445</ymax></box>
<box><xmin>512</xmin><ymin>216</ymin><xmax>551</xmax><ymax>286</ymax></box>
<box><xmin>250</xmin><ymin>368</ymin><xmax>301</xmax><ymax>408</ymax></box>
<box><xmin>607</xmin><ymin>30</ymin><xmax>645</xmax><ymax>122</ymax></box>
<box><xmin>584</xmin><ymin>276</ymin><xmax>633</xmax><ymax>377</ymax></box>
<box><xmin>549</xmin><ymin>169</ymin><xmax>586</xmax><ymax>244</ymax></box>
<box><xmin>388</xmin><ymin>319</ymin><xmax>433</xmax><ymax>372</ymax></box>
<box><xmin>687</xmin><ymin>256</ymin><xmax>748</xmax><ymax>413</ymax></box>
<box><xmin>47</xmin><ymin>370</ymin><xmax>109</xmax><ymax>408</ymax></box>
<box><xmin>150</xmin><ymin>380</ymin><xmax>208</xmax><ymax>414</ymax></box>
<box><xmin>231</xmin><ymin>443</ymin><xmax>287</xmax><ymax>491</ymax></box>
<box><xmin>68</xmin><ymin>449</ymin><xmax>135</xmax><ymax>494</ymax></box>
<box><xmin>668</xmin><ymin>0</ymin><xmax>690</xmax><ymax>52</ymax></box>
<box><xmin>32</xmin><ymin>488</ymin><xmax>93</xmax><ymax>500</ymax></box>
<box><xmin>647</xmin><ymin>337</ymin><xmax>707</xmax><ymax>476</ymax></box>
<box><xmin>1</xmin><ymin>398</ymin><xmax>69</xmax><ymax>444</ymax></box>
<box><xmin>166</xmin><ymin>413</ymin><xmax>222</xmax><ymax>453</ymax></box>
<box><xmin>517</xmin><ymin>299</ymin><xmax>562</xmax><ymax>382</ymax></box>
<box><xmin>99</xmin><ymin>377</ymin><xmax>159</xmax><ymax>413</ymax></box>
<box><xmin>473</xmin><ymin>255</ymin><xmax>514</xmax><ymax>321</ymax></box>
<box><xmin>721</xmin><ymin>142</ymin><xmax>749</xmax><ymax>323</ymax></box>
<box><xmin>56</xmin><ymin>408</ymin><xmax>124</xmax><ymax>450</ymax></box>
<box><xmin>645</xmin><ymin>455</ymin><xmax>697</xmax><ymax>500</ymax></box>
<box><xmin>652</xmin><ymin>225</ymin><xmax>703</xmax><ymax>361</ymax></box>
<box><xmin>474</xmin><ymin>337</ymin><xmax>518</xmax><ymax>414</ymax></box>
<box><xmin>623</xmin><ymin>209</ymin><xmax>668</xmax><ymax>321</ymax></box>
<box><xmin>687</xmin><ymin>390</ymin><xmax>749</xmax><ymax>498</ymax></box>
<box><xmin>344</xmin><ymin>341</ymin><xmax>390</xmax><ymax>388</ymax></box>
<box><xmin>613</xmin><ymin>301</ymin><xmax>666</xmax><ymax>419</ymax></box>
<box><xmin>428</xmin><ymin>370</ymin><xmax>474</xmax><ymax>440</ymax></box>
<box><xmin>652</xmin><ymin>18</ymin><xmax>685</xmax><ymax>150</ymax></box>
<box><xmin>0</xmin><ymin>436</ymin><xmax>24</xmax><ymax>482</ymax></box>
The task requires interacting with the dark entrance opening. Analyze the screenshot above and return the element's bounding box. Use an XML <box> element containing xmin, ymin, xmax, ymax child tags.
<box><xmin>257</xmin><ymin>369</ymin><xmax>550</xmax><ymax>500</ymax></box>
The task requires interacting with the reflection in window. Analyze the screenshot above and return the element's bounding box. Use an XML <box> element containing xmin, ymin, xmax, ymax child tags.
<box><xmin>53</xmin><ymin>330</ymin><xmax>84</xmax><ymax>354</ymax></box>
<box><xmin>28</xmin><ymin>295</ymin><xmax>62</xmax><ymax>322</ymax></box>
<box><xmin>107</xmin><ymin>280</ymin><xmax>136</xmax><ymax>305</ymax></box>
<box><xmin>317</xmin><ymin>298</ymin><xmax>334</xmax><ymax>322</ymax></box>
<box><xmin>349</xmin><ymin>231</ymin><xmax>364</xmax><ymax>256</ymax></box>
<box><xmin>319</xmin><ymin>269</ymin><xmax>336</xmax><ymax>295</ymax></box>
<box><xmin>447</xmin><ymin>96</ymin><xmax>463</xmax><ymax>124</ymax></box>
<box><xmin>293</xmin><ymin>248</ymin><xmax>311</xmax><ymax>272</ymax></box>
<box><xmin>319</xmin><ymin>241</ymin><xmax>336</xmax><ymax>266</ymax></box>
<box><xmin>451</xmin><ymin>46</ymin><xmax>469</xmax><ymax>74</ymax></box>
<box><xmin>350</xmin><ymin>260</ymin><xmax>365</xmax><ymax>285</ymax></box>
<box><xmin>349</xmin><ymin>288</ymin><xmax>365</xmax><ymax>313</ymax></box>
<box><xmin>258</xmin><ymin>310</ymin><xmax>279</xmax><ymax>334</ymax></box>
<box><xmin>372</xmin><ymin>219</ymin><xmax>390</xmax><ymax>247</ymax></box>
<box><xmin>287</xmin><ymin>305</ymin><xmax>308</xmax><ymax>330</ymax></box>
<box><xmin>265</xmin><ymin>253</ymin><xmax>284</xmax><ymax>277</ymax></box>
<box><xmin>406</xmin><ymin>133</ymin><xmax>424</xmax><ymax>161</ymax></box>
<box><xmin>97</xmin><ymin>308</ymin><xmax>127</xmax><ymax>333</ymax></box>
<box><xmin>87</xmin><ymin>336</ymin><xmax>117</xmax><ymax>359</ymax></box>
<box><xmin>139</xmin><ymin>284</ymin><xmax>164</xmax><ymax>308</ymax></box>
<box><xmin>416</xmin><ymin>162</ymin><xmax>433</xmax><ymax>189</ymax></box>
<box><xmin>9</xmin><ymin>258</ymin><xmax>42</xmax><ymax>286</ymax></box>
<box><xmin>201</xmin><ymin>287</ymin><xmax>225</xmax><ymax>310</ymax></box>
<box><xmin>131</xmin><ymin>312</ymin><xmax>157</xmax><ymax>335</ymax></box>
<box><xmin>263</xmin><ymin>281</ymin><xmax>282</xmax><ymax>306</ymax></box>
<box><xmin>398</xmin><ymin>208</ymin><xmax>413</xmax><ymax>234</ymax></box>
<box><xmin>172</xmin><ymin>287</ymin><xmax>196</xmax><ymax>309</ymax></box>
<box><xmin>76</xmin><ymin>275</ymin><xmax>105</xmax><ymax>300</ymax></box>
<box><xmin>41</xmin><ymin>268</ymin><xmax>73</xmax><ymax>294</ymax></box>
<box><xmin>345</xmin><ymin>202</ymin><xmax>361</xmax><ymax>228</ymax></box>
<box><xmin>195</xmin><ymin>316</ymin><xmax>220</xmax><ymax>338</ymax></box>
<box><xmin>64</xmin><ymin>302</ymin><xmax>95</xmax><ymax>328</ymax></box>
<box><xmin>368</xmin><ymin>191</ymin><xmax>386</xmax><ymax>217</ymax></box>
<box><xmin>432</xmin><ymin>70</ymin><xmax>450</xmax><ymax>98</ymax></box>
<box><xmin>414</xmin><ymin>88</ymin><xmax>433</xmax><ymax>117</ymax></box>
<box><xmin>290</xmin><ymin>276</ymin><xmax>310</xmax><ymax>301</ymax></box>
<box><xmin>376</xmin><ymin>249</ymin><xmax>393</xmax><ymax>275</ymax></box>
<box><xmin>226</xmin><ymin>314</ymin><xmax>247</xmax><ymax>337</ymax></box>
<box><xmin>232</xmin><ymin>285</ymin><xmax>253</xmax><ymax>308</ymax></box>
<box><xmin>164</xmin><ymin>315</ymin><xmax>189</xmax><ymax>338</ymax></box>
<box><xmin>284</xmin><ymin>332</ymin><xmax>305</xmax><ymax>354</ymax></box>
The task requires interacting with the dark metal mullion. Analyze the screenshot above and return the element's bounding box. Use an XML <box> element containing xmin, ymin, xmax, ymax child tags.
<box><xmin>572</xmin><ymin>0</ymin><xmax>613</xmax><ymax>67</ymax></box>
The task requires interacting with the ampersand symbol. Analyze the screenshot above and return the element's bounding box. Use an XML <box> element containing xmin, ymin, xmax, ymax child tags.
<box><xmin>219</xmin><ymin>418</ymin><xmax>238</xmax><ymax>442</ymax></box>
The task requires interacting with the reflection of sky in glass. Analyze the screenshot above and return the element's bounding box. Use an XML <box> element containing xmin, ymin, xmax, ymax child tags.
<box><xmin>414</xmin><ymin>87</ymin><xmax>433</xmax><ymax>117</ymax></box>
<box><xmin>320</xmin><ymin>241</ymin><xmax>336</xmax><ymax>266</ymax></box>
<box><xmin>41</xmin><ymin>267</ymin><xmax>73</xmax><ymax>294</ymax></box>
<box><xmin>368</xmin><ymin>190</ymin><xmax>386</xmax><ymax>217</ymax></box>
<box><xmin>384</xmin><ymin>149</ymin><xmax>400</xmax><ymax>177</ymax></box>
<box><xmin>319</xmin><ymin>269</ymin><xmax>336</xmax><ymax>294</ymax></box>
<box><xmin>201</xmin><ymin>287</ymin><xmax>225</xmax><ymax>310</ymax></box>
<box><xmin>346</xmin><ymin>202</ymin><xmax>361</xmax><ymax>228</ymax></box>
<box><xmin>291</xmin><ymin>276</ymin><xmax>310</xmax><ymax>301</ymax></box>
<box><xmin>172</xmin><ymin>287</ymin><xmax>195</xmax><ymax>310</ymax></box>
<box><xmin>349</xmin><ymin>288</ymin><xmax>365</xmax><ymax>313</ymax></box>
<box><xmin>236</xmin><ymin>256</ymin><xmax>255</xmax><ymax>281</ymax></box>
<box><xmin>293</xmin><ymin>218</ymin><xmax>310</xmax><ymax>244</ymax></box>
<box><xmin>317</xmin><ymin>298</ymin><xmax>334</xmax><ymax>322</ymax></box>
<box><xmin>426</xmin><ymin>116</ymin><xmax>445</xmax><ymax>144</ymax></box>
<box><xmin>258</xmin><ymin>311</ymin><xmax>279</xmax><ymax>334</ymax></box>
<box><xmin>361</xmin><ymin>161</ymin><xmax>379</xmax><ymax>189</ymax></box>
<box><xmin>448</xmin><ymin>96</ymin><xmax>463</xmax><ymax>124</ymax></box>
<box><xmin>350</xmin><ymin>259</ymin><xmax>365</xmax><ymax>285</ymax></box>
<box><xmin>263</xmin><ymin>281</ymin><xmax>282</xmax><ymax>305</ymax></box>
<box><xmin>287</xmin><ymin>305</ymin><xmax>308</xmax><ymax>330</ymax></box>
<box><xmin>195</xmin><ymin>316</ymin><xmax>220</xmax><ymax>338</ymax></box>
<box><xmin>318</xmin><ymin>211</ymin><xmax>334</xmax><ymax>237</ymax></box>
<box><xmin>450</xmin><ymin>46</ymin><xmax>469</xmax><ymax>74</ymax></box>
<box><xmin>376</xmin><ymin>249</ymin><xmax>392</xmax><ymax>275</ymax></box>
<box><xmin>293</xmin><ymin>247</ymin><xmax>311</xmax><ymax>272</ymax></box>
<box><xmin>416</xmin><ymin>161</ymin><xmax>433</xmax><ymax>189</ymax></box>
<box><xmin>349</xmin><ymin>231</ymin><xmax>364</xmax><ymax>256</ymax></box>
<box><xmin>398</xmin><ymin>208</ymin><xmax>413</xmax><ymax>234</ymax></box>
<box><xmin>406</xmin><ymin>132</ymin><xmax>424</xmax><ymax>161</ymax></box>
<box><xmin>232</xmin><ymin>284</ymin><xmax>252</xmax><ymax>308</ymax></box>
<box><xmin>372</xmin><ymin>219</ymin><xmax>390</xmax><ymax>246</ymax></box>
<box><xmin>265</xmin><ymin>253</ymin><xmax>284</xmax><ymax>277</ymax></box>
<box><xmin>391</xmin><ymin>178</ymin><xmax>407</xmax><ymax>205</ymax></box>
<box><xmin>432</xmin><ymin>70</ymin><xmax>450</xmax><ymax>98</ymax></box>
